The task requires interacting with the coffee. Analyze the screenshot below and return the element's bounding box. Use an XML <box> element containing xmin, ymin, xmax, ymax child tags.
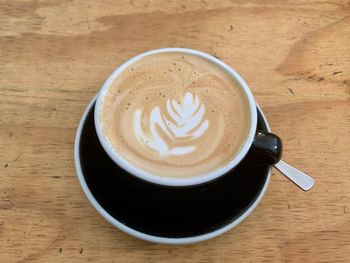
<box><xmin>99</xmin><ymin>52</ymin><xmax>251</xmax><ymax>178</ymax></box>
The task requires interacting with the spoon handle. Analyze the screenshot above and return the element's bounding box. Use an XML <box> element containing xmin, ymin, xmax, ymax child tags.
<box><xmin>274</xmin><ymin>160</ymin><xmax>315</xmax><ymax>191</ymax></box>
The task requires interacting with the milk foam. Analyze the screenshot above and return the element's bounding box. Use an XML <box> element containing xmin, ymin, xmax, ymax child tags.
<box><xmin>100</xmin><ymin>52</ymin><xmax>251</xmax><ymax>178</ymax></box>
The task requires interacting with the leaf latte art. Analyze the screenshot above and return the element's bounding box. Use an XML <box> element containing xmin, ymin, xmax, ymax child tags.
<box><xmin>134</xmin><ymin>92</ymin><xmax>209</xmax><ymax>156</ymax></box>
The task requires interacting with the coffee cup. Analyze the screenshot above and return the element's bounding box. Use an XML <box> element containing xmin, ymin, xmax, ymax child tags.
<box><xmin>94</xmin><ymin>48</ymin><xmax>282</xmax><ymax>187</ymax></box>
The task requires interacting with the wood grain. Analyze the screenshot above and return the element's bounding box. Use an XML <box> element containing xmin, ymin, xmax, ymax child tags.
<box><xmin>1</xmin><ymin>0</ymin><xmax>349</xmax><ymax>262</ymax></box>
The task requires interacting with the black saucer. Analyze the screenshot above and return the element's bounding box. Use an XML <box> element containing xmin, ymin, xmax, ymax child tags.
<box><xmin>76</xmin><ymin>101</ymin><xmax>271</xmax><ymax>239</ymax></box>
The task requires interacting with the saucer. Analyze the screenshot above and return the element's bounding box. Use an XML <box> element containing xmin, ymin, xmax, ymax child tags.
<box><xmin>75</xmin><ymin>97</ymin><xmax>272</xmax><ymax>244</ymax></box>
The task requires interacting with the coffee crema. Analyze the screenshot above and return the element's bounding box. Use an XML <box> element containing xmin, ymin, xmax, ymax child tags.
<box><xmin>100</xmin><ymin>52</ymin><xmax>251</xmax><ymax>178</ymax></box>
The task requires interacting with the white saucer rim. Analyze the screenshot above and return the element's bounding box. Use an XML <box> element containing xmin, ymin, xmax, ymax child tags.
<box><xmin>74</xmin><ymin>95</ymin><xmax>272</xmax><ymax>245</ymax></box>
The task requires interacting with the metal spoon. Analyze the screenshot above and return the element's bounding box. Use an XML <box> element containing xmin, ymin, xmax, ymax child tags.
<box><xmin>274</xmin><ymin>160</ymin><xmax>315</xmax><ymax>191</ymax></box>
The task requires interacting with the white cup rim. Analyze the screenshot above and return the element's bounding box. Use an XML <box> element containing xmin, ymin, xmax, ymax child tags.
<box><xmin>94</xmin><ymin>48</ymin><xmax>258</xmax><ymax>187</ymax></box>
<box><xmin>75</xmin><ymin>96</ymin><xmax>271</xmax><ymax>244</ymax></box>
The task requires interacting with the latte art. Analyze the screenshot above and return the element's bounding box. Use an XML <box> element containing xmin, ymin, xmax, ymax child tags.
<box><xmin>100</xmin><ymin>52</ymin><xmax>251</xmax><ymax>178</ymax></box>
<box><xmin>134</xmin><ymin>92</ymin><xmax>209</xmax><ymax>156</ymax></box>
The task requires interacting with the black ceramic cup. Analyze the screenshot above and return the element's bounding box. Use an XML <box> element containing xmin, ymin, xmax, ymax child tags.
<box><xmin>94</xmin><ymin>48</ymin><xmax>282</xmax><ymax>187</ymax></box>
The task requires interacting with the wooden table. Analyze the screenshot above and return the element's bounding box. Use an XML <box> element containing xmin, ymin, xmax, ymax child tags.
<box><xmin>1</xmin><ymin>1</ymin><xmax>349</xmax><ymax>262</ymax></box>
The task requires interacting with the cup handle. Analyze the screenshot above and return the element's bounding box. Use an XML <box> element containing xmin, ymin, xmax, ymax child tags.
<box><xmin>245</xmin><ymin>131</ymin><xmax>283</xmax><ymax>166</ymax></box>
